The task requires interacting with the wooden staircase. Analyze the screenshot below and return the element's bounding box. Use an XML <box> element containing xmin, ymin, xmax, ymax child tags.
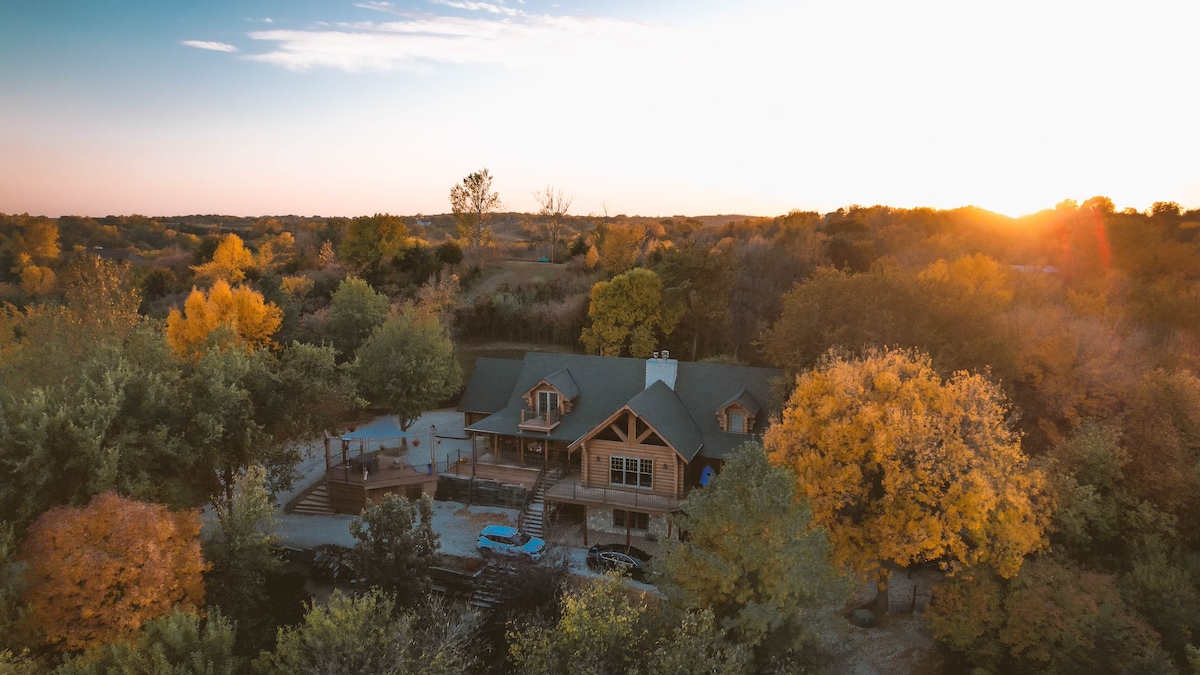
<box><xmin>519</xmin><ymin>467</ymin><xmax>564</xmax><ymax>538</ymax></box>
<box><xmin>291</xmin><ymin>483</ymin><xmax>336</xmax><ymax>516</ymax></box>
<box><xmin>470</xmin><ymin>559</ymin><xmax>514</xmax><ymax>609</ymax></box>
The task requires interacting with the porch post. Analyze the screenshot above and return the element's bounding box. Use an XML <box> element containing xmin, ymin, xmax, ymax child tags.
<box><xmin>625</xmin><ymin>512</ymin><xmax>631</xmax><ymax>548</ymax></box>
<box><xmin>582</xmin><ymin>506</ymin><xmax>588</xmax><ymax>547</ymax></box>
<box><xmin>323</xmin><ymin>432</ymin><xmax>331</xmax><ymax>494</ymax></box>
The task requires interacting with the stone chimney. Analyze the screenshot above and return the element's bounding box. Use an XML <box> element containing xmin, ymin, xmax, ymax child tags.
<box><xmin>645</xmin><ymin>350</ymin><xmax>678</xmax><ymax>390</ymax></box>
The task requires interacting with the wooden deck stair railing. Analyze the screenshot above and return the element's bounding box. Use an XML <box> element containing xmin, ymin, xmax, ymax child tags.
<box><xmin>517</xmin><ymin>465</ymin><xmax>565</xmax><ymax>538</ymax></box>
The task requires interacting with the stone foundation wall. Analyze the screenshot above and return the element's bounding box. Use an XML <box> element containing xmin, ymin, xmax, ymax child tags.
<box><xmin>435</xmin><ymin>474</ymin><xmax>528</xmax><ymax>509</ymax></box>
<box><xmin>586</xmin><ymin>507</ymin><xmax>671</xmax><ymax>541</ymax></box>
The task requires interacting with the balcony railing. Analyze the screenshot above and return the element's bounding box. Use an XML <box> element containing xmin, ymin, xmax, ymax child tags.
<box><xmin>544</xmin><ymin>476</ymin><xmax>681</xmax><ymax>513</ymax></box>
<box><xmin>519</xmin><ymin>405</ymin><xmax>561</xmax><ymax>431</ymax></box>
<box><xmin>328</xmin><ymin>450</ymin><xmax>472</xmax><ymax>487</ymax></box>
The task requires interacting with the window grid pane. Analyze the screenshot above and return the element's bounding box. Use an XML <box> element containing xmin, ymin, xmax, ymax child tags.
<box><xmin>609</xmin><ymin>455</ymin><xmax>653</xmax><ymax>489</ymax></box>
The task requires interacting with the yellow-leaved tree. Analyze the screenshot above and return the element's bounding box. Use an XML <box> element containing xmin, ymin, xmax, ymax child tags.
<box><xmin>166</xmin><ymin>280</ymin><xmax>282</xmax><ymax>357</ymax></box>
<box><xmin>764</xmin><ymin>347</ymin><xmax>1050</xmax><ymax>579</ymax></box>
<box><xmin>192</xmin><ymin>233</ymin><xmax>255</xmax><ymax>284</ymax></box>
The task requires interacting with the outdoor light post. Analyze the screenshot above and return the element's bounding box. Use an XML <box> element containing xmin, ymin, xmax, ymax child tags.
<box><xmin>430</xmin><ymin>424</ymin><xmax>437</xmax><ymax>473</ymax></box>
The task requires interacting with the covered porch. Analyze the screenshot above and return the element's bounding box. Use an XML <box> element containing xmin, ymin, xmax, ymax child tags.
<box><xmin>467</xmin><ymin>430</ymin><xmax>581</xmax><ymax>475</ymax></box>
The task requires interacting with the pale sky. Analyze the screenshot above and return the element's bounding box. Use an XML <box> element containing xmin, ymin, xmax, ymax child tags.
<box><xmin>2</xmin><ymin>0</ymin><xmax>1198</xmax><ymax>219</ymax></box>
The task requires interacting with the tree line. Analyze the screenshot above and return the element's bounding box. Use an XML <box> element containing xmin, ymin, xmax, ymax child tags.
<box><xmin>5</xmin><ymin>192</ymin><xmax>1200</xmax><ymax>673</ymax></box>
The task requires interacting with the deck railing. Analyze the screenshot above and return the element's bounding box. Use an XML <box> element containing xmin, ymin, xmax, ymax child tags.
<box><xmin>516</xmin><ymin>464</ymin><xmax>548</xmax><ymax>532</ymax></box>
<box><xmin>519</xmin><ymin>406</ymin><xmax>561</xmax><ymax>429</ymax></box>
<box><xmin>544</xmin><ymin>477</ymin><xmax>681</xmax><ymax>512</ymax></box>
<box><xmin>328</xmin><ymin>451</ymin><xmax>471</xmax><ymax>486</ymax></box>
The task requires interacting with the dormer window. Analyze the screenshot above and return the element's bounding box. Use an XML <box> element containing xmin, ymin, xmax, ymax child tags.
<box><xmin>717</xmin><ymin>388</ymin><xmax>760</xmax><ymax>434</ymax></box>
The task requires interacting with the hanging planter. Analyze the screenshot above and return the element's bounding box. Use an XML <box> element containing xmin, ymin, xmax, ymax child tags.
<box><xmin>412</xmin><ymin>439</ymin><xmax>420</xmax><ymax>447</ymax></box>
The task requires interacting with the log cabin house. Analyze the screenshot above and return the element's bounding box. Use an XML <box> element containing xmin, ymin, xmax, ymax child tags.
<box><xmin>459</xmin><ymin>352</ymin><xmax>782</xmax><ymax>543</ymax></box>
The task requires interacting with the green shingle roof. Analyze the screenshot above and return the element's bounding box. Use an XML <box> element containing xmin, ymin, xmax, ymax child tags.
<box><xmin>627</xmin><ymin>380</ymin><xmax>704</xmax><ymax>460</ymax></box>
<box><xmin>718</xmin><ymin>388</ymin><xmax>761</xmax><ymax>416</ymax></box>
<box><xmin>463</xmin><ymin>353</ymin><xmax>782</xmax><ymax>462</ymax></box>
<box><xmin>457</xmin><ymin>358</ymin><xmax>524</xmax><ymax>414</ymax></box>
<box><xmin>542</xmin><ymin>368</ymin><xmax>581</xmax><ymax>399</ymax></box>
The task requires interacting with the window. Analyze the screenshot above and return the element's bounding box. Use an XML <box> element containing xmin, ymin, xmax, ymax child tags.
<box><xmin>729</xmin><ymin>411</ymin><xmax>745</xmax><ymax>433</ymax></box>
<box><xmin>613</xmin><ymin>509</ymin><xmax>649</xmax><ymax>530</ymax></box>
<box><xmin>610</xmin><ymin>456</ymin><xmax>653</xmax><ymax>489</ymax></box>
<box><xmin>537</xmin><ymin>390</ymin><xmax>559</xmax><ymax>414</ymax></box>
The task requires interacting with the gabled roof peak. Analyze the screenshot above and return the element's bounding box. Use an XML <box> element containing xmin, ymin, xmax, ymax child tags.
<box><xmin>718</xmin><ymin>388</ymin><xmax>761</xmax><ymax>416</ymax></box>
<box><xmin>539</xmin><ymin>367</ymin><xmax>580</xmax><ymax>399</ymax></box>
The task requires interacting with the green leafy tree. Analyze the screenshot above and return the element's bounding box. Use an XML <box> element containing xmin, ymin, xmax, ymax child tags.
<box><xmin>580</xmin><ymin>268</ymin><xmax>680</xmax><ymax>357</ymax></box>
<box><xmin>254</xmin><ymin>589</ymin><xmax>476</xmax><ymax>675</ymax></box>
<box><xmin>662</xmin><ymin>444</ymin><xmax>847</xmax><ymax>663</ymax></box>
<box><xmin>0</xmin><ymin>523</ymin><xmax>28</xmax><ymax>654</ymax></box>
<box><xmin>449</xmin><ymin>169</ymin><xmax>501</xmax><ymax>254</ymax></box>
<box><xmin>0</xmin><ymin>322</ymin><xmax>198</xmax><ymax>527</ymax></box>
<box><xmin>354</xmin><ymin>310</ymin><xmax>460</xmax><ymax>441</ymax></box>
<box><xmin>761</xmin><ymin>261</ymin><xmax>1011</xmax><ymax>381</ymax></box>
<box><xmin>635</xmin><ymin>608</ymin><xmax>750</xmax><ymax>675</ymax></box>
<box><xmin>203</xmin><ymin>467</ymin><xmax>281</xmax><ymax>655</ymax></box>
<box><xmin>655</xmin><ymin>241</ymin><xmax>735</xmax><ymax>360</ymax></box>
<box><xmin>325</xmin><ymin>277</ymin><xmax>390</xmax><ymax>360</ymax></box>
<box><xmin>1120</xmin><ymin>540</ymin><xmax>1200</xmax><ymax>666</ymax></box>
<box><xmin>765</xmin><ymin>348</ymin><xmax>1051</xmax><ymax>579</ymax></box>
<box><xmin>0</xmin><ymin>650</ymin><xmax>42</xmax><ymax>675</ymax></box>
<box><xmin>349</xmin><ymin>494</ymin><xmax>439</xmax><ymax>607</ymax></box>
<box><xmin>55</xmin><ymin>608</ymin><xmax>237</xmax><ymax>675</ymax></box>
<box><xmin>1120</xmin><ymin>369</ymin><xmax>1200</xmax><ymax>534</ymax></box>
<box><xmin>509</xmin><ymin>573</ymin><xmax>651</xmax><ymax>675</ymax></box>
<box><xmin>338</xmin><ymin>214</ymin><xmax>410</xmax><ymax>279</ymax></box>
<box><xmin>185</xmin><ymin>341</ymin><xmax>362</xmax><ymax>510</ymax></box>
<box><xmin>929</xmin><ymin>557</ymin><xmax>1178</xmax><ymax>675</ymax></box>
<box><xmin>1048</xmin><ymin>422</ymin><xmax>1175</xmax><ymax>571</ymax></box>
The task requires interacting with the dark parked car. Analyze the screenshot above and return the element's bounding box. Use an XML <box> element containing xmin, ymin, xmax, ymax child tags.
<box><xmin>586</xmin><ymin>544</ymin><xmax>653</xmax><ymax>581</ymax></box>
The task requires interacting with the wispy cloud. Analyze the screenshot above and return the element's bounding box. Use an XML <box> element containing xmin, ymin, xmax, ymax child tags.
<box><xmin>355</xmin><ymin>1</ymin><xmax>404</xmax><ymax>15</ymax></box>
<box><xmin>431</xmin><ymin>0</ymin><xmax>521</xmax><ymax>17</ymax></box>
<box><xmin>182</xmin><ymin>40</ymin><xmax>238</xmax><ymax>52</ymax></box>
<box><xmin>244</xmin><ymin>12</ymin><xmax>658</xmax><ymax>72</ymax></box>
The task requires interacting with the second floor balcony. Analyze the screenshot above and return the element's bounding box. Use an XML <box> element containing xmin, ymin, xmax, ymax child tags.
<box><xmin>519</xmin><ymin>405</ymin><xmax>561</xmax><ymax>431</ymax></box>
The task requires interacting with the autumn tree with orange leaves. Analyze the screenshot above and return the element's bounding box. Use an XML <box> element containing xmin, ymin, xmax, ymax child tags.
<box><xmin>19</xmin><ymin>492</ymin><xmax>207</xmax><ymax>652</ymax></box>
<box><xmin>165</xmin><ymin>280</ymin><xmax>282</xmax><ymax>357</ymax></box>
<box><xmin>765</xmin><ymin>348</ymin><xmax>1051</xmax><ymax>579</ymax></box>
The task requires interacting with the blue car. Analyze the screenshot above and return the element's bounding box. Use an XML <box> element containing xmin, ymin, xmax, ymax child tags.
<box><xmin>477</xmin><ymin>525</ymin><xmax>546</xmax><ymax>560</ymax></box>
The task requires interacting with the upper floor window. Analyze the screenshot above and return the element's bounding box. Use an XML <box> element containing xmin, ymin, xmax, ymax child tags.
<box><xmin>729</xmin><ymin>411</ymin><xmax>746</xmax><ymax>433</ymax></box>
<box><xmin>610</xmin><ymin>456</ymin><xmax>653</xmax><ymax>489</ymax></box>
<box><xmin>538</xmin><ymin>390</ymin><xmax>559</xmax><ymax>414</ymax></box>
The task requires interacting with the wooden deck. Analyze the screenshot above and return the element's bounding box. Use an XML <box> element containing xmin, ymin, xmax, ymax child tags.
<box><xmin>544</xmin><ymin>476</ymin><xmax>681</xmax><ymax>513</ymax></box>
<box><xmin>326</xmin><ymin>457</ymin><xmax>439</xmax><ymax>513</ymax></box>
<box><xmin>441</xmin><ymin>461</ymin><xmax>542</xmax><ymax>490</ymax></box>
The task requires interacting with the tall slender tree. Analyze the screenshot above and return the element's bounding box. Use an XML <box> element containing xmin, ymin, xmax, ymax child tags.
<box><xmin>533</xmin><ymin>185</ymin><xmax>573</xmax><ymax>263</ymax></box>
<box><xmin>450</xmin><ymin>169</ymin><xmax>501</xmax><ymax>255</ymax></box>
